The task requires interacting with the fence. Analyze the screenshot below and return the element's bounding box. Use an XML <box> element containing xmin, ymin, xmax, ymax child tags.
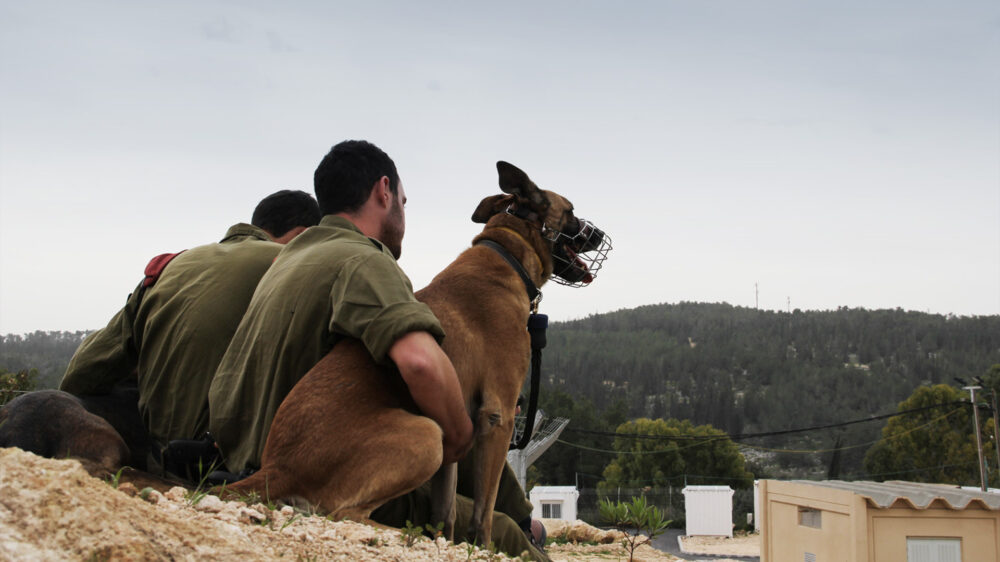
<box><xmin>574</xmin><ymin>486</ymin><xmax>756</xmax><ymax>529</ymax></box>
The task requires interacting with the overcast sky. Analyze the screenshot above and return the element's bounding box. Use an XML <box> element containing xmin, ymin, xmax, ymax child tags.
<box><xmin>1</xmin><ymin>0</ymin><xmax>998</xmax><ymax>335</ymax></box>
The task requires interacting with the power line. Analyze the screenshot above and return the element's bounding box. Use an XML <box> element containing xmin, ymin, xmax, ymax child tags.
<box><xmin>734</xmin><ymin>408</ymin><xmax>963</xmax><ymax>454</ymax></box>
<box><xmin>561</xmin><ymin>400</ymin><xmax>972</xmax><ymax>442</ymax></box>
<box><xmin>555</xmin><ymin>408</ymin><xmax>965</xmax><ymax>456</ymax></box>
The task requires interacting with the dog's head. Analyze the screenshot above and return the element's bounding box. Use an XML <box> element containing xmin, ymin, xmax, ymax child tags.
<box><xmin>472</xmin><ymin>161</ymin><xmax>611</xmax><ymax>287</ymax></box>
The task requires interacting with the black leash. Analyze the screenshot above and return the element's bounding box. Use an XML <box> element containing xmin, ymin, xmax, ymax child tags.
<box><xmin>515</xmin><ymin>314</ymin><xmax>547</xmax><ymax>450</ymax></box>
<box><xmin>476</xmin><ymin>239</ymin><xmax>547</xmax><ymax>450</ymax></box>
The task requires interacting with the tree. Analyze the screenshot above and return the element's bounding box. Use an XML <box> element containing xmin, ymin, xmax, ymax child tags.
<box><xmin>0</xmin><ymin>367</ymin><xmax>37</xmax><ymax>405</ymax></box>
<box><xmin>863</xmin><ymin>384</ymin><xmax>989</xmax><ymax>485</ymax></box>
<box><xmin>598</xmin><ymin>418</ymin><xmax>753</xmax><ymax>490</ymax></box>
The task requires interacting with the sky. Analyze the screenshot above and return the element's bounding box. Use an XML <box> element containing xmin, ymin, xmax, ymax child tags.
<box><xmin>1</xmin><ymin>0</ymin><xmax>998</xmax><ymax>335</ymax></box>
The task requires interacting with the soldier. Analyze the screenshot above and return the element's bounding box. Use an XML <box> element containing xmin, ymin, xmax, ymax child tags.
<box><xmin>209</xmin><ymin>141</ymin><xmax>546</xmax><ymax>559</ymax></box>
<box><xmin>60</xmin><ymin>189</ymin><xmax>321</xmax><ymax>477</ymax></box>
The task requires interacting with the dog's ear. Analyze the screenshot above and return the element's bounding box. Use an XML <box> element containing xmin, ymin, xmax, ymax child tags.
<box><xmin>497</xmin><ymin>161</ymin><xmax>549</xmax><ymax>212</ymax></box>
<box><xmin>472</xmin><ymin>194</ymin><xmax>514</xmax><ymax>223</ymax></box>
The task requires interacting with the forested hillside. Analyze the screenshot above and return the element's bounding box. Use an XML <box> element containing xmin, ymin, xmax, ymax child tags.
<box><xmin>534</xmin><ymin>302</ymin><xmax>1000</xmax><ymax>483</ymax></box>
<box><xmin>0</xmin><ymin>331</ymin><xmax>88</xmax><ymax>388</ymax></box>
<box><xmin>4</xmin><ymin>303</ymin><xmax>1000</xmax><ymax>483</ymax></box>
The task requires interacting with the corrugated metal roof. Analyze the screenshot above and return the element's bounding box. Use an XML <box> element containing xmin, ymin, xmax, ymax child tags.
<box><xmin>788</xmin><ymin>480</ymin><xmax>1000</xmax><ymax>511</ymax></box>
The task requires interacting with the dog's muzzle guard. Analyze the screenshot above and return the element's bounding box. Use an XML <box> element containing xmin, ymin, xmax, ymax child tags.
<box><xmin>549</xmin><ymin>218</ymin><xmax>612</xmax><ymax>287</ymax></box>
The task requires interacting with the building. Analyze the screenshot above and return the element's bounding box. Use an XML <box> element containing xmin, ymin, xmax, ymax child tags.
<box><xmin>530</xmin><ymin>486</ymin><xmax>580</xmax><ymax>521</ymax></box>
<box><xmin>758</xmin><ymin>479</ymin><xmax>1000</xmax><ymax>561</ymax></box>
<box><xmin>683</xmin><ymin>485</ymin><xmax>735</xmax><ymax>537</ymax></box>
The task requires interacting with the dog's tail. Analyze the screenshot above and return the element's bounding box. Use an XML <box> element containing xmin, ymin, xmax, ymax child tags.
<box><xmin>220</xmin><ymin>468</ymin><xmax>289</xmax><ymax>505</ymax></box>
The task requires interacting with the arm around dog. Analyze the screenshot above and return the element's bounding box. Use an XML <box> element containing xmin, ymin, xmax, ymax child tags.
<box><xmin>389</xmin><ymin>331</ymin><xmax>474</xmax><ymax>465</ymax></box>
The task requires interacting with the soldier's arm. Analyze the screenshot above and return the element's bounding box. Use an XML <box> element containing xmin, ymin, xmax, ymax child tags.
<box><xmin>60</xmin><ymin>287</ymin><xmax>141</xmax><ymax>395</ymax></box>
<box><xmin>389</xmin><ymin>331</ymin><xmax>474</xmax><ymax>465</ymax></box>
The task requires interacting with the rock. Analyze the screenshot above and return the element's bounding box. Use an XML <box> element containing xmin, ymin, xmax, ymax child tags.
<box><xmin>142</xmin><ymin>488</ymin><xmax>164</xmax><ymax>504</ymax></box>
<box><xmin>238</xmin><ymin>506</ymin><xmax>267</xmax><ymax>524</ymax></box>
<box><xmin>117</xmin><ymin>482</ymin><xmax>138</xmax><ymax>497</ymax></box>
<box><xmin>164</xmin><ymin>486</ymin><xmax>187</xmax><ymax>502</ymax></box>
<box><xmin>193</xmin><ymin>494</ymin><xmax>225</xmax><ymax>513</ymax></box>
<box><xmin>541</xmin><ymin>518</ymin><xmax>624</xmax><ymax>544</ymax></box>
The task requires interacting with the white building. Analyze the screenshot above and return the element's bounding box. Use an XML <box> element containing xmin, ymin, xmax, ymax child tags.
<box><xmin>682</xmin><ymin>485</ymin><xmax>734</xmax><ymax>537</ymax></box>
<box><xmin>530</xmin><ymin>486</ymin><xmax>580</xmax><ymax>521</ymax></box>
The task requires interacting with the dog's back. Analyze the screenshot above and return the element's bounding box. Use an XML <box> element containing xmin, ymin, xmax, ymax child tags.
<box><xmin>0</xmin><ymin>389</ymin><xmax>130</xmax><ymax>473</ymax></box>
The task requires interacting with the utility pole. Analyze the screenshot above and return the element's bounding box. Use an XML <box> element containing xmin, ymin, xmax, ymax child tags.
<box><xmin>991</xmin><ymin>389</ymin><xmax>1000</xmax><ymax>488</ymax></box>
<box><xmin>755</xmin><ymin>282</ymin><xmax>759</xmax><ymax>310</ymax></box>
<box><xmin>965</xmin><ymin>385</ymin><xmax>988</xmax><ymax>491</ymax></box>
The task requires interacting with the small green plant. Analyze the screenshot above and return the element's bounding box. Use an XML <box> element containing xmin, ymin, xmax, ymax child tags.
<box><xmin>184</xmin><ymin>458</ymin><xmax>222</xmax><ymax>506</ymax></box>
<box><xmin>280</xmin><ymin>514</ymin><xmax>301</xmax><ymax>531</ymax></box>
<box><xmin>85</xmin><ymin>547</ymin><xmax>111</xmax><ymax>562</ymax></box>
<box><xmin>105</xmin><ymin>467</ymin><xmax>126</xmax><ymax>489</ymax></box>
<box><xmin>599</xmin><ymin>496</ymin><xmax>671</xmax><ymax>562</ymax></box>
<box><xmin>233</xmin><ymin>488</ymin><xmax>261</xmax><ymax>506</ymax></box>
<box><xmin>484</xmin><ymin>541</ymin><xmax>500</xmax><ymax>561</ymax></box>
<box><xmin>424</xmin><ymin>520</ymin><xmax>445</xmax><ymax>539</ymax></box>
<box><xmin>400</xmin><ymin>520</ymin><xmax>426</xmax><ymax>547</ymax></box>
<box><xmin>424</xmin><ymin>521</ymin><xmax>446</xmax><ymax>555</ymax></box>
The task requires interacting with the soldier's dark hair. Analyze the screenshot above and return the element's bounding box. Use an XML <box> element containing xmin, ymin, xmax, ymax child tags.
<box><xmin>251</xmin><ymin>190</ymin><xmax>321</xmax><ymax>237</ymax></box>
<box><xmin>313</xmin><ymin>140</ymin><xmax>399</xmax><ymax>216</ymax></box>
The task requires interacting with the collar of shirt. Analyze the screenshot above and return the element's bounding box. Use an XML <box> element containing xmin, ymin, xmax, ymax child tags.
<box><xmin>221</xmin><ymin>223</ymin><xmax>272</xmax><ymax>243</ymax></box>
<box><xmin>319</xmin><ymin>215</ymin><xmax>386</xmax><ymax>253</ymax></box>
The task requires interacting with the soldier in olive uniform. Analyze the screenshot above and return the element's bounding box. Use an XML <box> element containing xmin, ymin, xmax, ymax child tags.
<box><xmin>60</xmin><ymin>190</ymin><xmax>321</xmax><ymax>474</ymax></box>
<box><xmin>209</xmin><ymin>141</ymin><xmax>547</xmax><ymax>560</ymax></box>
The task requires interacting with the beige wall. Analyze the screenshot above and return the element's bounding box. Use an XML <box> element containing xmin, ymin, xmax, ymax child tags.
<box><xmin>760</xmin><ymin>480</ymin><xmax>866</xmax><ymax>562</ymax></box>
<box><xmin>870</xmin><ymin>508</ymin><xmax>998</xmax><ymax>562</ymax></box>
<box><xmin>760</xmin><ymin>480</ymin><xmax>1000</xmax><ymax>562</ymax></box>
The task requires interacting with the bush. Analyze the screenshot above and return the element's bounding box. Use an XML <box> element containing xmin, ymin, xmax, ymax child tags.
<box><xmin>0</xmin><ymin>367</ymin><xmax>37</xmax><ymax>405</ymax></box>
<box><xmin>599</xmin><ymin>496</ymin><xmax>671</xmax><ymax>562</ymax></box>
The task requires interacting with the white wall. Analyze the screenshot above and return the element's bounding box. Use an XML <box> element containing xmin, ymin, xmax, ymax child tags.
<box><xmin>682</xmin><ymin>485</ymin><xmax>734</xmax><ymax>537</ymax></box>
<box><xmin>530</xmin><ymin>486</ymin><xmax>580</xmax><ymax>521</ymax></box>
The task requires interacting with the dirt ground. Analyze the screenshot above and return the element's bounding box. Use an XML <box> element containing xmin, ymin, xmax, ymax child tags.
<box><xmin>0</xmin><ymin>448</ymin><xmax>693</xmax><ymax>561</ymax></box>
<box><xmin>680</xmin><ymin>532</ymin><xmax>760</xmax><ymax>558</ymax></box>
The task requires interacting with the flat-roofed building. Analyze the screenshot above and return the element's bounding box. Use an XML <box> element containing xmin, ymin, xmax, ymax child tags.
<box><xmin>759</xmin><ymin>479</ymin><xmax>1000</xmax><ymax>561</ymax></box>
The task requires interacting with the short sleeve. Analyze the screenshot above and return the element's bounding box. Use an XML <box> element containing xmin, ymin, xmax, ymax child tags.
<box><xmin>328</xmin><ymin>251</ymin><xmax>444</xmax><ymax>365</ymax></box>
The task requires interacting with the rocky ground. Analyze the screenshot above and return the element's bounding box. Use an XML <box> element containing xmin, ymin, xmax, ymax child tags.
<box><xmin>0</xmin><ymin>448</ymin><xmax>755</xmax><ymax>561</ymax></box>
<box><xmin>0</xmin><ymin>449</ymin><xmax>637</xmax><ymax>561</ymax></box>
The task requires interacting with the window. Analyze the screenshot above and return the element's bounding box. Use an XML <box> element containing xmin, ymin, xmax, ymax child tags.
<box><xmin>541</xmin><ymin>502</ymin><xmax>562</xmax><ymax>519</ymax></box>
<box><xmin>907</xmin><ymin>538</ymin><xmax>961</xmax><ymax>562</ymax></box>
<box><xmin>797</xmin><ymin>506</ymin><xmax>821</xmax><ymax>529</ymax></box>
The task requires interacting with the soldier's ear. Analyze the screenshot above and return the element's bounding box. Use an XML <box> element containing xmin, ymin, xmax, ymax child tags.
<box><xmin>472</xmin><ymin>194</ymin><xmax>514</xmax><ymax>223</ymax></box>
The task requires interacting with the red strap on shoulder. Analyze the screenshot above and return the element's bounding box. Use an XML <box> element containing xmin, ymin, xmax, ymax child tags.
<box><xmin>142</xmin><ymin>251</ymin><xmax>185</xmax><ymax>287</ymax></box>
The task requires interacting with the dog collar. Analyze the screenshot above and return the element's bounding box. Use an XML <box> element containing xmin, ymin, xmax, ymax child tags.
<box><xmin>477</xmin><ymin>239</ymin><xmax>542</xmax><ymax>312</ymax></box>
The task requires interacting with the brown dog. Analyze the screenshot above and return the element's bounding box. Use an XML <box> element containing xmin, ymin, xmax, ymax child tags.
<box><xmin>0</xmin><ymin>389</ymin><xmax>130</xmax><ymax>474</ymax></box>
<box><xmin>228</xmin><ymin>162</ymin><xmax>610</xmax><ymax>545</ymax></box>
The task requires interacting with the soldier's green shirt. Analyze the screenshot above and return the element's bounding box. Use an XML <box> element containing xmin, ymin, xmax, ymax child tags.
<box><xmin>208</xmin><ymin>215</ymin><xmax>444</xmax><ymax>473</ymax></box>
<box><xmin>60</xmin><ymin>224</ymin><xmax>280</xmax><ymax>445</ymax></box>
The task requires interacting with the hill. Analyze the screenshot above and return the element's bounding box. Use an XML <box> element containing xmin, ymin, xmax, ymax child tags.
<box><xmin>534</xmin><ymin>302</ymin><xmax>1000</xmax><ymax>483</ymax></box>
<box><xmin>4</xmin><ymin>303</ymin><xmax>999</xmax><ymax>482</ymax></box>
<box><xmin>0</xmin><ymin>331</ymin><xmax>88</xmax><ymax>389</ymax></box>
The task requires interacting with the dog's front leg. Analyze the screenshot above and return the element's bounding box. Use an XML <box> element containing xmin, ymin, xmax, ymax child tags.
<box><xmin>429</xmin><ymin>461</ymin><xmax>458</xmax><ymax>540</ymax></box>
<box><xmin>470</xmin><ymin>407</ymin><xmax>514</xmax><ymax>547</ymax></box>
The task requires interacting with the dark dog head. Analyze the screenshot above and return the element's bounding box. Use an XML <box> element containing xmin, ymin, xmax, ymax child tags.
<box><xmin>472</xmin><ymin>161</ymin><xmax>611</xmax><ymax>286</ymax></box>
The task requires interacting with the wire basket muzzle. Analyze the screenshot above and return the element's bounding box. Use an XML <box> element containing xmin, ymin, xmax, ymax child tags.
<box><xmin>551</xmin><ymin>219</ymin><xmax>612</xmax><ymax>287</ymax></box>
